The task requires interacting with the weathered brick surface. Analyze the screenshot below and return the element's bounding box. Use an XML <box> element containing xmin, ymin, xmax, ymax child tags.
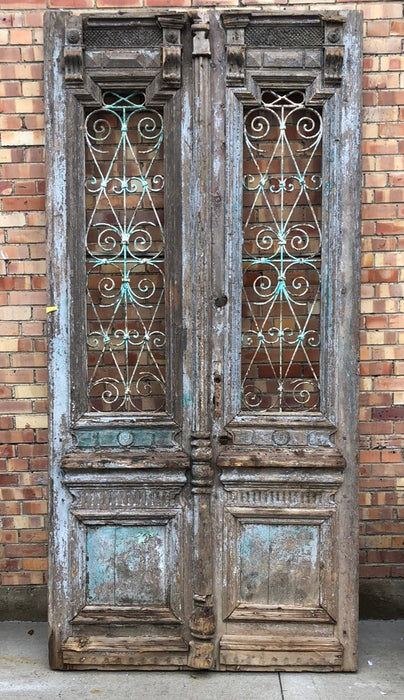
<box><xmin>0</xmin><ymin>0</ymin><xmax>403</xmax><ymax>588</ymax></box>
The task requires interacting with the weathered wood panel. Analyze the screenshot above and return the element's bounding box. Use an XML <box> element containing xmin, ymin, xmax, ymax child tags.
<box><xmin>87</xmin><ymin>525</ymin><xmax>166</xmax><ymax>606</ymax></box>
<box><xmin>239</xmin><ymin>523</ymin><xmax>319</xmax><ymax>607</ymax></box>
<box><xmin>220</xmin><ymin>636</ymin><xmax>343</xmax><ymax>670</ymax></box>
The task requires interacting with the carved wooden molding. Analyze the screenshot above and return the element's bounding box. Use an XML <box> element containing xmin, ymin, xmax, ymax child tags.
<box><xmin>64</xmin><ymin>16</ymin><xmax>83</xmax><ymax>85</ymax></box>
<box><xmin>220</xmin><ymin>636</ymin><xmax>343</xmax><ymax>669</ymax></box>
<box><xmin>65</xmin><ymin>13</ymin><xmax>187</xmax><ymax>103</ymax></box>
<box><xmin>159</xmin><ymin>14</ymin><xmax>187</xmax><ymax>89</ymax></box>
<box><xmin>191</xmin><ymin>13</ymin><xmax>210</xmax><ymax>57</ymax></box>
<box><xmin>222</xmin><ymin>12</ymin><xmax>346</xmax><ymax>102</ymax></box>
<box><xmin>64</xmin><ymin>16</ymin><xmax>101</xmax><ymax>104</ymax></box>
<box><xmin>68</xmin><ymin>486</ymin><xmax>183</xmax><ymax>512</ymax></box>
<box><xmin>222</xmin><ymin>14</ymin><xmax>249</xmax><ymax>86</ymax></box>
<box><xmin>190</xmin><ymin>432</ymin><xmax>213</xmax><ymax>492</ymax></box>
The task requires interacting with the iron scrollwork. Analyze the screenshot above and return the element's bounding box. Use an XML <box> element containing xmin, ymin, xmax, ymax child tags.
<box><xmin>84</xmin><ymin>91</ymin><xmax>166</xmax><ymax>413</ymax></box>
<box><xmin>241</xmin><ymin>90</ymin><xmax>323</xmax><ymax>413</ymax></box>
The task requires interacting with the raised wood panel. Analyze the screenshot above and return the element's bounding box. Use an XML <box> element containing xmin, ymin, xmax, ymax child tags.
<box><xmin>223</xmin><ymin>508</ymin><xmax>335</xmax><ymax>622</ymax></box>
<box><xmin>72</xmin><ymin>605</ymin><xmax>180</xmax><ymax>625</ymax></box>
<box><xmin>62</xmin><ymin>636</ymin><xmax>188</xmax><ymax>669</ymax></box>
<box><xmin>86</xmin><ymin>524</ymin><xmax>167</xmax><ymax>607</ymax></box>
<box><xmin>239</xmin><ymin>523</ymin><xmax>320</xmax><ymax>607</ymax></box>
<box><xmin>228</xmin><ymin>604</ymin><xmax>333</xmax><ymax>623</ymax></box>
<box><xmin>220</xmin><ymin>636</ymin><xmax>343</xmax><ymax>670</ymax></box>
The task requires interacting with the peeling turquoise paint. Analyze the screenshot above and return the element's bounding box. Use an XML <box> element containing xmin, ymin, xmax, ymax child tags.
<box><xmin>87</xmin><ymin>524</ymin><xmax>166</xmax><ymax>606</ymax></box>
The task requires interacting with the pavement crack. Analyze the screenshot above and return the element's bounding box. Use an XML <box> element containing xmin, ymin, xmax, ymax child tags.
<box><xmin>278</xmin><ymin>672</ymin><xmax>285</xmax><ymax>700</ymax></box>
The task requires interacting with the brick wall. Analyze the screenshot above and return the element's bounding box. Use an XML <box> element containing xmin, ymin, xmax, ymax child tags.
<box><xmin>0</xmin><ymin>0</ymin><xmax>403</xmax><ymax>617</ymax></box>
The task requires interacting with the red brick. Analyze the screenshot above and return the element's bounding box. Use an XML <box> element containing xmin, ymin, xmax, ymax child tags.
<box><xmin>1</xmin><ymin>573</ymin><xmax>44</xmax><ymax>585</ymax></box>
<box><xmin>1</xmin><ymin>487</ymin><xmax>43</xmax><ymax>501</ymax></box>
<box><xmin>379</xmin><ymin>123</ymin><xmax>404</xmax><ymax>139</ymax></box>
<box><xmin>0</xmin><ymin>115</ymin><xmax>22</xmax><ymax>130</ymax></box>
<box><xmin>359</xmin><ymin>565</ymin><xmax>390</xmax><ymax>578</ymax></box>
<box><xmin>0</xmin><ymin>558</ymin><xmax>21</xmax><ymax>572</ymax></box>
<box><xmin>21</xmin><ymin>557</ymin><xmax>47</xmax><ymax>571</ymax></box>
<box><xmin>17</xmin><ymin>444</ymin><xmax>47</xmax><ymax>457</ymax></box>
<box><xmin>376</xmin><ymin>221</ymin><xmax>403</xmax><ymax>235</ymax></box>
<box><xmin>0</xmin><ymin>81</ymin><xmax>22</xmax><ymax>98</ymax></box>
<box><xmin>360</xmin><ymin>361</ymin><xmax>393</xmax><ymax>376</ymax></box>
<box><xmin>3</xmin><ymin>196</ymin><xmax>45</xmax><ymax>212</ymax></box>
<box><xmin>5</xmin><ymin>544</ymin><xmax>46</xmax><ymax>558</ymax></box>
<box><xmin>0</xmin><ymin>445</ymin><xmax>15</xmax><ymax>459</ymax></box>
<box><xmin>0</xmin><ymin>400</ymin><xmax>32</xmax><ymax>414</ymax></box>
<box><xmin>391</xmin><ymin>20</ymin><xmax>404</xmax><ymax>34</ymax></box>
<box><xmin>379</xmin><ymin>91</ymin><xmax>404</xmax><ymax>106</ymax></box>
<box><xmin>363</xmin><ymin>268</ymin><xmax>399</xmax><ymax>284</ymax></box>
<box><xmin>0</xmin><ymin>46</ymin><xmax>20</xmax><ymax>61</ymax></box>
<box><xmin>22</xmin><ymin>501</ymin><xmax>47</xmax><ymax>515</ymax></box>
<box><xmin>9</xmin><ymin>28</ymin><xmax>32</xmax><ymax>44</ymax></box>
<box><xmin>362</xmin><ymin>203</ymin><xmax>398</xmax><ymax>220</ymax></box>
<box><xmin>49</xmin><ymin>0</ymin><xmax>93</xmax><ymax>5</ymax></box>
<box><xmin>0</xmin><ymin>416</ymin><xmax>13</xmax><ymax>430</ymax></box>
<box><xmin>96</xmin><ymin>0</ymin><xmax>142</xmax><ymax>5</ymax></box>
<box><xmin>0</xmin><ymin>503</ymin><xmax>20</xmax><ymax>516</ymax></box>
<box><xmin>364</xmin><ymin>20</ymin><xmax>390</xmax><ymax>38</ymax></box>
<box><xmin>19</xmin><ymin>530</ymin><xmax>47</xmax><ymax>543</ymax></box>
<box><xmin>23</xmin><ymin>11</ymin><xmax>43</xmax><ymax>27</ymax></box>
<box><xmin>0</xmin><ymin>429</ymin><xmax>34</xmax><ymax>444</ymax></box>
<box><xmin>362</xmin><ymin>140</ymin><xmax>398</xmax><ymax>155</ymax></box>
<box><xmin>0</xmin><ymin>474</ymin><xmax>18</xmax><ymax>486</ymax></box>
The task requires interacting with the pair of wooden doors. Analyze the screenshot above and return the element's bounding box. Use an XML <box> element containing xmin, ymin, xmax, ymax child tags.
<box><xmin>45</xmin><ymin>9</ymin><xmax>362</xmax><ymax>671</ymax></box>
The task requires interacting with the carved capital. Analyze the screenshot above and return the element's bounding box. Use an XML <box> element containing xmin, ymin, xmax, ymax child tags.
<box><xmin>158</xmin><ymin>14</ymin><xmax>186</xmax><ymax>90</ymax></box>
<box><xmin>191</xmin><ymin>14</ymin><xmax>210</xmax><ymax>57</ymax></box>
<box><xmin>222</xmin><ymin>14</ymin><xmax>250</xmax><ymax>87</ymax></box>
<box><xmin>64</xmin><ymin>16</ymin><xmax>84</xmax><ymax>86</ymax></box>
<box><xmin>64</xmin><ymin>16</ymin><xmax>100</xmax><ymax>104</ymax></box>
<box><xmin>324</xmin><ymin>46</ymin><xmax>344</xmax><ymax>85</ymax></box>
<box><xmin>323</xmin><ymin>20</ymin><xmax>345</xmax><ymax>86</ymax></box>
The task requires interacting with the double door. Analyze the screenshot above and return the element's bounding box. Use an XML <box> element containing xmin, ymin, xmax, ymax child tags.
<box><xmin>45</xmin><ymin>9</ymin><xmax>361</xmax><ymax>670</ymax></box>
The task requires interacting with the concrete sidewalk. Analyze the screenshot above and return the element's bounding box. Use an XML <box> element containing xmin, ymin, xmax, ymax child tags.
<box><xmin>0</xmin><ymin>621</ymin><xmax>403</xmax><ymax>699</ymax></box>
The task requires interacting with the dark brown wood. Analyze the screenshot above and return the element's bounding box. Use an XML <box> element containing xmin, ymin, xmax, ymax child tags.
<box><xmin>217</xmin><ymin>447</ymin><xmax>346</xmax><ymax>469</ymax></box>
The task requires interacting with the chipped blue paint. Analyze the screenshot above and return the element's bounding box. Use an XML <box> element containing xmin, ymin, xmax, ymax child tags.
<box><xmin>87</xmin><ymin>524</ymin><xmax>166</xmax><ymax>606</ymax></box>
<box><xmin>74</xmin><ymin>427</ymin><xmax>175</xmax><ymax>448</ymax></box>
<box><xmin>239</xmin><ymin>523</ymin><xmax>320</xmax><ymax>607</ymax></box>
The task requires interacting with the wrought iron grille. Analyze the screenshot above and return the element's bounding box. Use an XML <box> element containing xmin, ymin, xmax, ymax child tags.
<box><xmin>245</xmin><ymin>24</ymin><xmax>323</xmax><ymax>48</ymax></box>
<box><xmin>84</xmin><ymin>26</ymin><xmax>163</xmax><ymax>49</ymax></box>
<box><xmin>241</xmin><ymin>90</ymin><xmax>322</xmax><ymax>413</ymax></box>
<box><xmin>85</xmin><ymin>91</ymin><xmax>166</xmax><ymax>413</ymax></box>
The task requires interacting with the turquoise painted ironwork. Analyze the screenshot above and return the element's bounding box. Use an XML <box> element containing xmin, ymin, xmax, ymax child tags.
<box><xmin>241</xmin><ymin>90</ymin><xmax>322</xmax><ymax>412</ymax></box>
<box><xmin>84</xmin><ymin>92</ymin><xmax>166</xmax><ymax>413</ymax></box>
